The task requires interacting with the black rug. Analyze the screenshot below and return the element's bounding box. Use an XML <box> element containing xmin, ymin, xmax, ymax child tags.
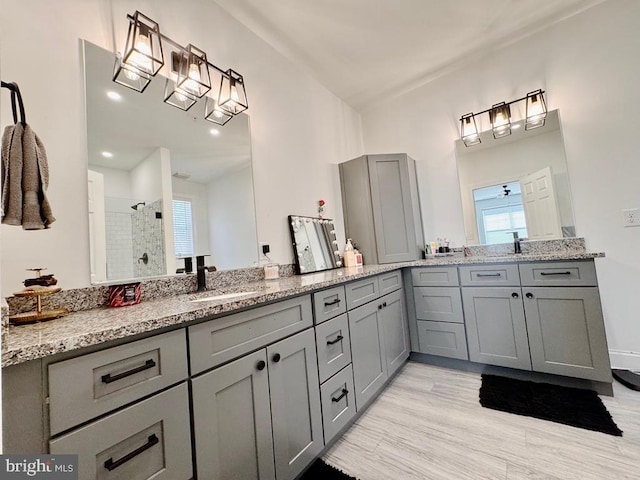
<box><xmin>299</xmin><ymin>459</ymin><xmax>359</xmax><ymax>480</ymax></box>
<box><xmin>479</xmin><ymin>374</ymin><xmax>622</xmax><ymax>436</ymax></box>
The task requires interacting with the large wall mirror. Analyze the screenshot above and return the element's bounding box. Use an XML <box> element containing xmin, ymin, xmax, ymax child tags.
<box><xmin>83</xmin><ymin>41</ymin><xmax>259</xmax><ymax>283</ymax></box>
<box><xmin>455</xmin><ymin>110</ymin><xmax>576</xmax><ymax>246</ymax></box>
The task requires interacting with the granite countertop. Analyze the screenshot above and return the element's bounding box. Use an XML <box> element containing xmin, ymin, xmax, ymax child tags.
<box><xmin>1</xmin><ymin>251</ymin><xmax>604</xmax><ymax>367</ymax></box>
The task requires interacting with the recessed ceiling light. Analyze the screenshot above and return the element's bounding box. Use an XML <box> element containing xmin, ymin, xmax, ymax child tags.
<box><xmin>106</xmin><ymin>91</ymin><xmax>122</xmax><ymax>101</ymax></box>
<box><xmin>210</xmin><ymin>128</ymin><xmax>220</xmax><ymax>136</ymax></box>
<box><xmin>101</xmin><ymin>151</ymin><xmax>114</xmax><ymax>158</ymax></box>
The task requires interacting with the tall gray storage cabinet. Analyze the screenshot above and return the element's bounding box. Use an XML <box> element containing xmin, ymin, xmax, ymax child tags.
<box><xmin>339</xmin><ymin>153</ymin><xmax>424</xmax><ymax>264</ymax></box>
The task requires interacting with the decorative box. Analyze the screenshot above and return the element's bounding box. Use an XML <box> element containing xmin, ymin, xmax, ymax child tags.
<box><xmin>108</xmin><ymin>282</ymin><xmax>141</xmax><ymax>307</ymax></box>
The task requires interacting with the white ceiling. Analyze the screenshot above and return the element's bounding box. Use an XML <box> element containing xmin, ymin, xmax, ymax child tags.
<box><xmin>213</xmin><ymin>0</ymin><xmax>605</xmax><ymax>110</ymax></box>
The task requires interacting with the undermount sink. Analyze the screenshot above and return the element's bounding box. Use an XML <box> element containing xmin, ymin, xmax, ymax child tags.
<box><xmin>191</xmin><ymin>291</ymin><xmax>258</xmax><ymax>303</ymax></box>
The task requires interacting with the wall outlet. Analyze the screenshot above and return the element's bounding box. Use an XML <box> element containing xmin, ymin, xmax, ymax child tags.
<box><xmin>622</xmin><ymin>208</ymin><xmax>640</xmax><ymax>227</ymax></box>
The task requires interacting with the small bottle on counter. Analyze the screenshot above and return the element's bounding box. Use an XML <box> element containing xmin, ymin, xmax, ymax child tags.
<box><xmin>343</xmin><ymin>239</ymin><xmax>356</xmax><ymax>267</ymax></box>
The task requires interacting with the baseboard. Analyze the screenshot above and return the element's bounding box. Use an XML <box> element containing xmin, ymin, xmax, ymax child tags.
<box><xmin>609</xmin><ymin>350</ymin><xmax>640</xmax><ymax>371</ymax></box>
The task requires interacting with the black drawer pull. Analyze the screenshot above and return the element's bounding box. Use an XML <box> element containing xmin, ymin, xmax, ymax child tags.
<box><xmin>526</xmin><ymin>292</ymin><xmax>534</xmax><ymax>299</ymax></box>
<box><xmin>326</xmin><ymin>335</ymin><xmax>344</xmax><ymax>346</ymax></box>
<box><xmin>101</xmin><ymin>359</ymin><xmax>156</xmax><ymax>384</ymax></box>
<box><xmin>104</xmin><ymin>434</ymin><xmax>159</xmax><ymax>471</ymax></box>
<box><xmin>511</xmin><ymin>292</ymin><xmax>519</xmax><ymax>298</ymax></box>
<box><xmin>476</xmin><ymin>273</ymin><xmax>502</xmax><ymax>277</ymax></box>
<box><xmin>324</xmin><ymin>298</ymin><xmax>341</xmax><ymax>307</ymax></box>
<box><xmin>331</xmin><ymin>388</ymin><xmax>349</xmax><ymax>403</ymax></box>
<box><xmin>540</xmin><ymin>271</ymin><xmax>572</xmax><ymax>276</ymax></box>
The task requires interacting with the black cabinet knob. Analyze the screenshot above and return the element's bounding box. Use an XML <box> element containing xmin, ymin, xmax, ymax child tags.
<box><xmin>378</xmin><ymin>304</ymin><xmax>383</xmax><ymax>310</ymax></box>
<box><xmin>511</xmin><ymin>292</ymin><xmax>519</xmax><ymax>298</ymax></box>
<box><xmin>382</xmin><ymin>302</ymin><xmax>387</xmax><ymax>307</ymax></box>
<box><xmin>526</xmin><ymin>292</ymin><xmax>534</xmax><ymax>299</ymax></box>
<box><xmin>256</xmin><ymin>360</ymin><xmax>266</xmax><ymax>371</ymax></box>
<box><xmin>272</xmin><ymin>353</ymin><xmax>281</xmax><ymax>363</ymax></box>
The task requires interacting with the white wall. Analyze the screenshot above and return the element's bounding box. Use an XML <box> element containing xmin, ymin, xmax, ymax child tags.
<box><xmin>207</xmin><ymin>164</ymin><xmax>258</xmax><ymax>270</ymax></box>
<box><xmin>359</xmin><ymin>0</ymin><xmax>640</xmax><ymax>368</ymax></box>
<box><xmin>0</xmin><ymin>0</ymin><xmax>363</xmax><ymax>291</ymax></box>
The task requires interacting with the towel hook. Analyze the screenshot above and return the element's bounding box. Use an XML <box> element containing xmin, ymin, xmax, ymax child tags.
<box><xmin>1</xmin><ymin>80</ymin><xmax>26</xmax><ymax>126</ymax></box>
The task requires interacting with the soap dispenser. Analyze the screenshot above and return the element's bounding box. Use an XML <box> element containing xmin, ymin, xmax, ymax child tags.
<box><xmin>343</xmin><ymin>239</ymin><xmax>356</xmax><ymax>267</ymax></box>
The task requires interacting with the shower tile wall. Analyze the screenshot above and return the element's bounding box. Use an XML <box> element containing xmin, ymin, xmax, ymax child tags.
<box><xmin>132</xmin><ymin>199</ymin><xmax>166</xmax><ymax>278</ymax></box>
<box><xmin>105</xmin><ymin>212</ymin><xmax>135</xmax><ymax>279</ymax></box>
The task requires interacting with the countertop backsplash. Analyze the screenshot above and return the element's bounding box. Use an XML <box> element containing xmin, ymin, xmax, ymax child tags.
<box><xmin>5</xmin><ymin>264</ymin><xmax>297</xmax><ymax>316</ymax></box>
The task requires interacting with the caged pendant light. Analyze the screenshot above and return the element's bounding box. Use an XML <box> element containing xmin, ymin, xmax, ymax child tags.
<box><xmin>113</xmin><ymin>11</ymin><xmax>248</xmax><ymax>122</ymax></box>
<box><xmin>113</xmin><ymin>11</ymin><xmax>164</xmax><ymax>93</ymax></box>
<box><xmin>460</xmin><ymin>113</ymin><xmax>481</xmax><ymax>147</ymax></box>
<box><xmin>489</xmin><ymin>102</ymin><xmax>512</xmax><ymax>139</ymax></box>
<box><xmin>525</xmin><ymin>89</ymin><xmax>547</xmax><ymax>130</ymax></box>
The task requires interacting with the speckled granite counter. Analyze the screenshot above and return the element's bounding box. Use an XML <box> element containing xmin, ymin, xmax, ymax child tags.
<box><xmin>1</xmin><ymin>251</ymin><xmax>604</xmax><ymax>367</ymax></box>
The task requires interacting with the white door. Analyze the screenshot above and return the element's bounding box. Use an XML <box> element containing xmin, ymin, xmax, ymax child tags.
<box><xmin>520</xmin><ymin>166</ymin><xmax>562</xmax><ymax>240</ymax></box>
<box><xmin>88</xmin><ymin>170</ymin><xmax>107</xmax><ymax>283</ymax></box>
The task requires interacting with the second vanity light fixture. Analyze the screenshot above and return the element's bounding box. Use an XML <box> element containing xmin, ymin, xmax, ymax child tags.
<box><xmin>112</xmin><ymin>11</ymin><xmax>248</xmax><ymax>125</ymax></box>
<box><xmin>460</xmin><ymin>89</ymin><xmax>547</xmax><ymax>147</ymax></box>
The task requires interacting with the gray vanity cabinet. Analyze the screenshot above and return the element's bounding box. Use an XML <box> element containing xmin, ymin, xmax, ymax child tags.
<box><xmin>348</xmin><ymin>271</ymin><xmax>408</xmax><ymax>411</ymax></box>
<box><xmin>339</xmin><ymin>153</ymin><xmax>424</xmax><ymax>264</ymax></box>
<box><xmin>381</xmin><ymin>289</ymin><xmax>410</xmax><ymax>376</ymax></box>
<box><xmin>349</xmin><ymin>300</ymin><xmax>388</xmax><ymax>410</ymax></box>
<box><xmin>523</xmin><ymin>287</ymin><xmax>611</xmax><ymax>382</ymax></box>
<box><xmin>192</xmin><ymin>328</ymin><xmax>322</xmax><ymax>480</ymax></box>
<box><xmin>462</xmin><ymin>287</ymin><xmax>532</xmax><ymax>370</ymax></box>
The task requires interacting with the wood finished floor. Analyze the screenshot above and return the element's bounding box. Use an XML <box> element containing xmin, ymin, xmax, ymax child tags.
<box><xmin>323</xmin><ymin>362</ymin><xmax>640</xmax><ymax>480</ymax></box>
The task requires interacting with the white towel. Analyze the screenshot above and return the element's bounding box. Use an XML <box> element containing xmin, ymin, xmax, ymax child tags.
<box><xmin>1</xmin><ymin>122</ymin><xmax>55</xmax><ymax>229</ymax></box>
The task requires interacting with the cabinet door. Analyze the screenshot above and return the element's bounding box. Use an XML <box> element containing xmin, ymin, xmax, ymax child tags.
<box><xmin>368</xmin><ymin>154</ymin><xmax>417</xmax><ymax>263</ymax></box>
<box><xmin>381</xmin><ymin>289</ymin><xmax>410</xmax><ymax>376</ymax></box>
<box><xmin>191</xmin><ymin>350</ymin><xmax>275</xmax><ymax>480</ymax></box>
<box><xmin>268</xmin><ymin>329</ymin><xmax>323</xmax><ymax>480</ymax></box>
<box><xmin>523</xmin><ymin>287</ymin><xmax>611</xmax><ymax>382</ymax></box>
<box><xmin>349</xmin><ymin>301</ymin><xmax>388</xmax><ymax>411</ymax></box>
<box><xmin>462</xmin><ymin>287</ymin><xmax>532</xmax><ymax>370</ymax></box>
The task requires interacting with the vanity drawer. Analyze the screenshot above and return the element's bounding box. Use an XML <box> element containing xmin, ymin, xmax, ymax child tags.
<box><xmin>414</xmin><ymin>287</ymin><xmax>463</xmax><ymax>323</ymax></box>
<box><xmin>416</xmin><ymin>320</ymin><xmax>469</xmax><ymax>360</ymax></box>
<box><xmin>49</xmin><ymin>329</ymin><xmax>188</xmax><ymax>435</ymax></box>
<box><xmin>411</xmin><ymin>267</ymin><xmax>459</xmax><ymax>287</ymax></box>
<box><xmin>316</xmin><ymin>314</ymin><xmax>352</xmax><ymax>383</ymax></box>
<box><xmin>459</xmin><ymin>264</ymin><xmax>520</xmax><ymax>286</ymax></box>
<box><xmin>189</xmin><ymin>295</ymin><xmax>313</xmax><ymax>374</ymax></box>
<box><xmin>379</xmin><ymin>270</ymin><xmax>403</xmax><ymax>295</ymax></box>
<box><xmin>320</xmin><ymin>365</ymin><xmax>356</xmax><ymax>445</ymax></box>
<box><xmin>313</xmin><ymin>285</ymin><xmax>347</xmax><ymax>324</ymax></box>
<box><xmin>50</xmin><ymin>383</ymin><xmax>192</xmax><ymax>480</ymax></box>
<box><xmin>345</xmin><ymin>276</ymin><xmax>380</xmax><ymax>310</ymax></box>
<box><xmin>519</xmin><ymin>261</ymin><xmax>598</xmax><ymax>287</ymax></box>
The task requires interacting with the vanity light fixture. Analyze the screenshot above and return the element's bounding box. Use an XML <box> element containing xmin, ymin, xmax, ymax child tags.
<box><xmin>460</xmin><ymin>113</ymin><xmax>481</xmax><ymax>147</ymax></box>
<box><xmin>459</xmin><ymin>89</ymin><xmax>546</xmax><ymax>147</ymax></box>
<box><xmin>489</xmin><ymin>102</ymin><xmax>511</xmax><ymax>139</ymax></box>
<box><xmin>525</xmin><ymin>89</ymin><xmax>547</xmax><ymax>130</ymax></box>
<box><xmin>113</xmin><ymin>11</ymin><xmax>164</xmax><ymax>93</ymax></box>
<box><xmin>113</xmin><ymin>11</ymin><xmax>248</xmax><ymax>121</ymax></box>
<box><xmin>204</xmin><ymin>96</ymin><xmax>234</xmax><ymax>126</ymax></box>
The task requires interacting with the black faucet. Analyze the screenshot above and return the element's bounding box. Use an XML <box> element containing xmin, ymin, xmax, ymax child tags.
<box><xmin>511</xmin><ymin>231</ymin><xmax>522</xmax><ymax>254</ymax></box>
<box><xmin>196</xmin><ymin>255</ymin><xmax>209</xmax><ymax>291</ymax></box>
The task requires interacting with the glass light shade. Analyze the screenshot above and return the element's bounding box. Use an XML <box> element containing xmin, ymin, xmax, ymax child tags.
<box><xmin>163</xmin><ymin>77</ymin><xmax>197</xmax><ymax>111</ymax></box>
<box><xmin>175</xmin><ymin>44</ymin><xmax>211</xmax><ymax>98</ymax></box>
<box><xmin>218</xmin><ymin>69</ymin><xmax>248</xmax><ymax>115</ymax></box>
<box><xmin>121</xmin><ymin>11</ymin><xmax>163</xmax><ymax>76</ymax></box>
<box><xmin>525</xmin><ymin>89</ymin><xmax>547</xmax><ymax>130</ymax></box>
<box><xmin>460</xmin><ymin>113</ymin><xmax>481</xmax><ymax>147</ymax></box>
<box><xmin>112</xmin><ymin>55</ymin><xmax>152</xmax><ymax>92</ymax></box>
<box><xmin>204</xmin><ymin>96</ymin><xmax>233</xmax><ymax>125</ymax></box>
<box><xmin>489</xmin><ymin>103</ymin><xmax>511</xmax><ymax>139</ymax></box>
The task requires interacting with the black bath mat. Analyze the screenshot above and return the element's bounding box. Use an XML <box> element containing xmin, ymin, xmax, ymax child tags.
<box><xmin>299</xmin><ymin>459</ymin><xmax>359</xmax><ymax>480</ymax></box>
<box><xmin>479</xmin><ymin>374</ymin><xmax>622</xmax><ymax>436</ymax></box>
